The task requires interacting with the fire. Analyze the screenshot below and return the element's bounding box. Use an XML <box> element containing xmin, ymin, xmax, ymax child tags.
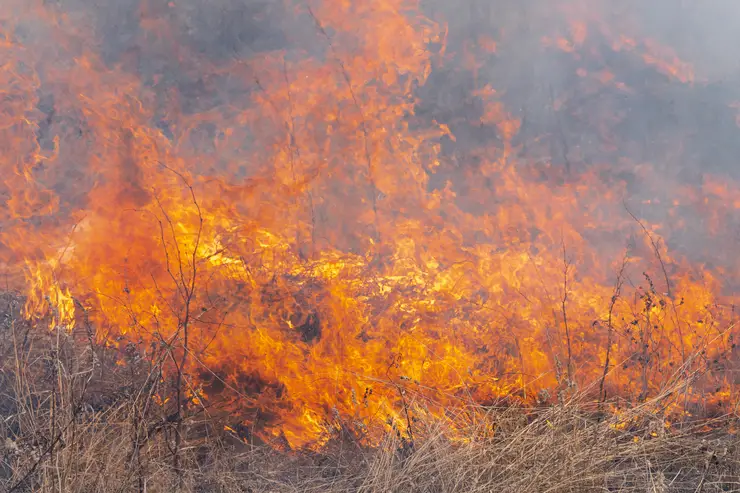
<box><xmin>24</xmin><ymin>260</ymin><xmax>76</xmax><ymax>331</ymax></box>
<box><xmin>1</xmin><ymin>0</ymin><xmax>739</xmax><ymax>448</ymax></box>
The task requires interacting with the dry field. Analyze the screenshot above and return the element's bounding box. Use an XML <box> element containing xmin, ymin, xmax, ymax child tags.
<box><xmin>4</xmin><ymin>1</ymin><xmax>740</xmax><ymax>492</ymax></box>
<box><xmin>2</xmin><ymin>293</ymin><xmax>740</xmax><ymax>493</ymax></box>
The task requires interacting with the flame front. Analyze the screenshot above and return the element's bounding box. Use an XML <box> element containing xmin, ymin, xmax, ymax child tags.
<box><xmin>1</xmin><ymin>0</ymin><xmax>739</xmax><ymax>448</ymax></box>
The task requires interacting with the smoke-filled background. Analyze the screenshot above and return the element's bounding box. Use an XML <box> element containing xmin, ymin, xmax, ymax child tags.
<box><xmin>2</xmin><ymin>0</ymin><xmax>740</xmax><ymax>447</ymax></box>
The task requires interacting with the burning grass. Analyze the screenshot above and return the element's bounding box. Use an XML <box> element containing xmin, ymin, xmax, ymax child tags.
<box><xmin>3</xmin><ymin>0</ymin><xmax>740</xmax><ymax>446</ymax></box>
<box><xmin>3</xmin><ymin>0</ymin><xmax>740</xmax><ymax>491</ymax></box>
<box><xmin>2</xmin><ymin>292</ymin><xmax>740</xmax><ymax>493</ymax></box>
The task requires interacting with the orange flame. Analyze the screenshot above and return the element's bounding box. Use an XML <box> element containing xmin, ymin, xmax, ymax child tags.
<box><xmin>0</xmin><ymin>0</ymin><xmax>738</xmax><ymax>448</ymax></box>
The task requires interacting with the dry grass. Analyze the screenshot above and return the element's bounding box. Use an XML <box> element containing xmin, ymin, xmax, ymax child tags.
<box><xmin>2</xmin><ymin>292</ymin><xmax>740</xmax><ymax>493</ymax></box>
